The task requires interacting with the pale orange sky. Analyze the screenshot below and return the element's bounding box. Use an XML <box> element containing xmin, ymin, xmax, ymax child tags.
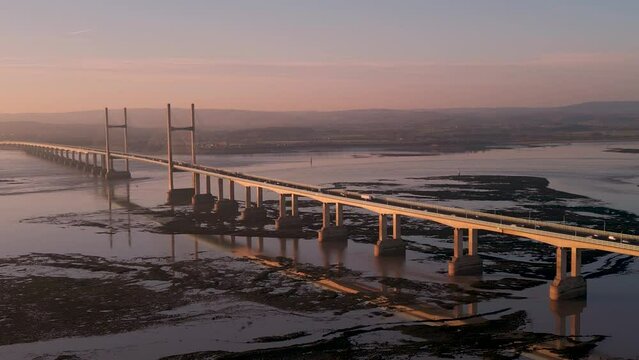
<box><xmin>2</xmin><ymin>1</ymin><xmax>639</xmax><ymax>113</ymax></box>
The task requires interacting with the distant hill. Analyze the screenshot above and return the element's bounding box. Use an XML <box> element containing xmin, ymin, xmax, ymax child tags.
<box><xmin>554</xmin><ymin>101</ymin><xmax>639</xmax><ymax>115</ymax></box>
<box><xmin>1</xmin><ymin>101</ymin><xmax>638</xmax><ymax>153</ymax></box>
<box><xmin>1</xmin><ymin>101</ymin><xmax>638</xmax><ymax>130</ymax></box>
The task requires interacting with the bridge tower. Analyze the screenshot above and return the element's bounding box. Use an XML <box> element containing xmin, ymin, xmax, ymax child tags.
<box><xmin>166</xmin><ymin>103</ymin><xmax>204</xmax><ymax>205</ymax></box>
<box><xmin>104</xmin><ymin>107</ymin><xmax>131</xmax><ymax>180</ymax></box>
<box><xmin>187</xmin><ymin>104</ymin><xmax>215</xmax><ymax>210</ymax></box>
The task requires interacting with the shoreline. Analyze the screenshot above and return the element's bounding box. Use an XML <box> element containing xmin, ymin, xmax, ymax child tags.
<box><xmin>190</xmin><ymin>138</ymin><xmax>639</xmax><ymax>156</ymax></box>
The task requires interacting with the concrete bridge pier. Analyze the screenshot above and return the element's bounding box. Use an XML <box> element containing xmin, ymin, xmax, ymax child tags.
<box><xmin>75</xmin><ymin>152</ymin><xmax>84</xmax><ymax>170</ymax></box>
<box><xmin>448</xmin><ymin>228</ymin><xmax>483</xmax><ymax>276</ymax></box>
<box><xmin>78</xmin><ymin>152</ymin><xmax>86</xmax><ymax>169</ymax></box>
<box><xmin>191</xmin><ymin>174</ymin><xmax>215</xmax><ymax>212</ymax></box>
<box><xmin>214</xmin><ymin>179</ymin><xmax>239</xmax><ymax>216</ymax></box>
<box><xmin>89</xmin><ymin>153</ymin><xmax>99</xmax><ymax>175</ymax></box>
<box><xmin>59</xmin><ymin>150</ymin><xmax>65</xmax><ymax>164</ymax></box>
<box><xmin>318</xmin><ymin>202</ymin><xmax>348</xmax><ymax>242</ymax></box>
<box><xmin>81</xmin><ymin>153</ymin><xmax>90</xmax><ymax>170</ymax></box>
<box><xmin>63</xmin><ymin>150</ymin><xmax>72</xmax><ymax>166</ymax></box>
<box><xmin>550</xmin><ymin>247</ymin><xmax>586</xmax><ymax>300</ymax></box>
<box><xmin>74</xmin><ymin>152</ymin><xmax>84</xmax><ymax>169</ymax></box>
<box><xmin>93</xmin><ymin>154</ymin><xmax>105</xmax><ymax>176</ymax></box>
<box><xmin>70</xmin><ymin>151</ymin><xmax>78</xmax><ymax>167</ymax></box>
<box><xmin>105</xmin><ymin>168</ymin><xmax>132</xmax><ymax>180</ymax></box>
<box><xmin>81</xmin><ymin>153</ymin><xmax>90</xmax><ymax>172</ymax></box>
<box><xmin>241</xmin><ymin>186</ymin><xmax>267</xmax><ymax>223</ymax></box>
<box><xmin>374</xmin><ymin>214</ymin><xmax>406</xmax><ymax>256</ymax></box>
<box><xmin>275</xmin><ymin>193</ymin><xmax>302</xmax><ymax>230</ymax></box>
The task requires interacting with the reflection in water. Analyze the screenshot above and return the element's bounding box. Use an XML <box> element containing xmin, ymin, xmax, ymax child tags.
<box><xmin>103</xmin><ymin>181</ymin><xmax>135</xmax><ymax>250</ymax></box>
<box><xmin>453</xmin><ymin>302</ymin><xmax>478</xmax><ymax>318</ymax></box>
<box><xmin>319</xmin><ymin>240</ymin><xmax>347</xmax><ymax>269</ymax></box>
<box><xmin>279</xmin><ymin>238</ymin><xmax>286</xmax><ymax>257</ymax></box>
<box><xmin>375</xmin><ymin>253</ymin><xmax>405</xmax><ymax>279</ymax></box>
<box><xmin>550</xmin><ymin>299</ymin><xmax>586</xmax><ymax>349</ymax></box>
<box><xmin>171</xmin><ymin>234</ymin><xmax>175</xmax><ymax>261</ymax></box>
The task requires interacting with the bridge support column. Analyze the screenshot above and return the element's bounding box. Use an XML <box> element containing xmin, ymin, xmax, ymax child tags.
<box><xmin>318</xmin><ymin>202</ymin><xmax>348</xmax><ymax>242</ymax></box>
<box><xmin>229</xmin><ymin>180</ymin><xmax>235</xmax><ymax>201</ymax></box>
<box><xmin>191</xmin><ymin>174</ymin><xmax>215</xmax><ymax>211</ymax></box>
<box><xmin>99</xmin><ymin>154</ymin><xmax>107</xmax><ymax>176</ymax></box>
<box><xmin>64</xmin><ymin>150</ymin><xmax>72</xmax><ymax>166</ymax></box>
<box><xmin>90</xmin><ymin>153</ymin><xmax>99</xmax><ymax>175</ymax></box>
<box><xmin>256</xmin><ymin>187</ymin><xmax>263</xmax><ymax>207</ymax></box>
<box><xmin>291</xmin><ymin>194</ymin><xmax>298</xmax><ymax>216</ymax></box>
<box><xmin>276</xmin><ymin>193</ymin><xmax>302</xmax><ymax>230</ymax></box>
<box><xmin>74</xmin><ymin>152</ymin><xmax>84</xmax><ymax>169</ymax></box>
<box><xmin>77</xmin><ymin>152</ymin><xmax>85</xmax><ymax>169</ymax></box>
<box><xmin>550</xmin><ymin>247</ymin><xmax>586</xmax><ymax>300</ymax></box>
<box><xmin>448</xmin><ymin>228</ymin><xmax>483</xmax><ymax>276</ymax></box>
<box><xmin>374</xmin><ymin>214</ymin><xmax>406</xmax><ymax>256</ymax></box>
<box><xmin>192</xmin><ymin>191</ymin><xmax>215</xmax><ymax>212</ymax></box>
<box><xmin>83</xmin><ymin>153</ymin><xmax>91</xmax><ymax>172</ymax></box>
<box><xmin>214</xmin><ymin>179</ymin><xmax>239</xmax><ymax>217</ymax></box>
<box><xmin>241</xmin><ymin>186</ymin><xmax>267</xmax><ymax>223</ymax></box>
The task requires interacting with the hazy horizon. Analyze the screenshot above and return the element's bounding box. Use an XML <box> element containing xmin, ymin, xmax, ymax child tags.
<box><xmin>1</xmin><ymin>99</ymin><xmax>639</xmax><ymax>116</ymax></box>
<box><xmin>2</xmin><ymin>0</ymin><xmax>639</xmax><ymax>113</ymax></box>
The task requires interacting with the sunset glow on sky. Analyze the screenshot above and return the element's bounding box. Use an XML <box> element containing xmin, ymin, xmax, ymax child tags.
<box><xmin>1</xmin><ymin>0</ymin><xmax>638</xmax><ymax>113</ymax></box>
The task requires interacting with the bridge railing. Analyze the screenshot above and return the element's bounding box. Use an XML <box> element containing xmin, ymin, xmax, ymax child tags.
<box><xmin>376</xmin><ymin>196</ymin><xmax>639</xmax><ymax>241</ymax></box>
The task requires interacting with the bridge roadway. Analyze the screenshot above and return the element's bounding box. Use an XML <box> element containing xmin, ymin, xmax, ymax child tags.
<box><xmin>3</xmin><ymin>140</ymin><xmax>639</xmax><ymax>301</ymax></box>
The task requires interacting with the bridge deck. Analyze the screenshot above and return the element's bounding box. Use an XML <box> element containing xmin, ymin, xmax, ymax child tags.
<box><xmin>3</xmin><ymin>141</ymin><xmax>638</xmax><ymax>257</ymax></box>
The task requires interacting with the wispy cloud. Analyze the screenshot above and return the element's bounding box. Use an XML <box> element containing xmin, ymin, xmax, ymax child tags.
<box><xmin>67</xmin><ymin>28</ymin><xmax>93</xmax><ymax>36</ymax></box>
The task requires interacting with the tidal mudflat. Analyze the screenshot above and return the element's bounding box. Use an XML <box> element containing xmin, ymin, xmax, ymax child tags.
<box><xmin>0</xmin><ymin>143</ymin><xmax>638</xmax><ymax>359</ymax></box>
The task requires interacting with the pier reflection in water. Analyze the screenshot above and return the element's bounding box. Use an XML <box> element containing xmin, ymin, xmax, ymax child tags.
<box><xmin>102</xmin><ymin>181</ymin><xmax>595</xmax><ymax>356</ymax></box>
<box><xmin>550</xmin><ymin>299</ymin><xmax>586</xmax><ymax>348</ymax></box>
